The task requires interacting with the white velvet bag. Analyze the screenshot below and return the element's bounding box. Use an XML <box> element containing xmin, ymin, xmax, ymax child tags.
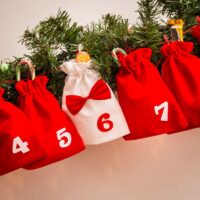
<box><xmin>60</xmin><ymin>60</ymin><xmax>130</xmax><ymax>145</ymax></box>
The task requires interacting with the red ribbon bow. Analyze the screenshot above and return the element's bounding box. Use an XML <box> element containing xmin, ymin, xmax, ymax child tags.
<box><xmin>66</xmin><ymin>80</ymin><xmax>111</xmax><ymax>115</ymax></box>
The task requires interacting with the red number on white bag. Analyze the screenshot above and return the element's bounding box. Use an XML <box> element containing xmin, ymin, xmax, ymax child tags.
<box><xmin>154</xmin><ymin>101</ymin><xmax>169</xmax><ymax>121</ymax></box>
<box><xmin>56</xmin><ymin>128</ymin><xmax>72</xmax><ymax>148</ymax></box>
<box><xmin>12</xmin><ymin>136</ymin><xmax>30</xmax><ymax>154</ymax></box>
<box><xmin>97</xmin><ymin>113</ymin><xmax>114</xmax><ymax>132</ymax></box>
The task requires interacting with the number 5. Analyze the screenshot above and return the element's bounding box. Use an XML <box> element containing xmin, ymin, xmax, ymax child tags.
<box><xmin>56</xmin><ymin>128</ymin><xmax>72</xmax><ymax>148</ymax></box>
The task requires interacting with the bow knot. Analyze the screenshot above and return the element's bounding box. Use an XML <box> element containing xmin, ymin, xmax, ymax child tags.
<box><xmin>66</xmin><ymin>80</ymin><xmax>111</xmax><ymax>115</ymax></box>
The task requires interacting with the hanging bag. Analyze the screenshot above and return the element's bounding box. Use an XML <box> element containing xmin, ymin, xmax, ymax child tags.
<box><xmin>15</xmin><ymin>59</ymin><xmax>85</xmax><ymax>170</ymax></box>
<box><xmin>115</xmin><ymin>48</ymin><xmax>188</xmax><ymax>140</ymax></box>
<box><xmin>60</xmin><ymin>58</ymin><xmax>130</xmax><ymax>145</ymax></box>
<box><xmin>161</xmin><ymin>41</ymin><xmax>200</xmax><ymax>128</ymax></box>
<box><xmin>0</xmin><ymin>87</ymin><xmax>46</xmax><ymax>176</ymax></box>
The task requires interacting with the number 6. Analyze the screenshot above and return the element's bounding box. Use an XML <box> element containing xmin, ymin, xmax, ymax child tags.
<box><xmin>56</xmin><ymin>128</ymin><xmax>72</xmax><ymax>148</ymax></box>
<box><xmin>97</xmin><ymin>113</ymin><xmax>114</xmax><ymax>132</ymax></box>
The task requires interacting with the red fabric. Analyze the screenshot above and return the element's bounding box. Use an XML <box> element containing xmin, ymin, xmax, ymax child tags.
<box><xmin>161</xmin><ymin>41</ymin><xmax>200</xmax><ymax>128</ymax></box>
<box><xmin>66</xmin><ymin>80</ymin><xmax>111</xmax><ymax>115</ymax></box>
<box><xmin>15</xmin><ymin>76</ymin><xmax>85</xmax><ymax>169</ymax></box>
<box><xmin>0</xmin><ymin>88</ymin><xmax>46</xmax><ymax>176</ymax></box>
<box><xmin>116</xmin><ymin>48</ymin><xmax>188</xmax><ymax>140</ymax></box>
<box><xmin>191</xmin><ymin>25</ymin><xmax>200</xmax><ymax>41</ymax></box>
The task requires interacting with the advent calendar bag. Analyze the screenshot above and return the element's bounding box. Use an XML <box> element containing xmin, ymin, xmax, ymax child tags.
<box><xmin>15</xmin><ymin>60</ymin><xmax>85</xmax><ymax>169</ymax></box>
<box><xmin>191</xmin><ymin>16</ymin><xmax>200</xmax><ymax>42</ymax></box>
<box><xmin>116</xmin><ymin>48</ymin><xmax>188</xmax><ymax>140</ymax></box>
<box><xmin>161</xmin><ymin>41</ymin><xmax>200</xmax><ymax>128</ymax></box>
<box><xmin>60</xmin><ymin>59</ymin><xmax>130</xmax><ymax>145</ymax></box>
<box><xmin>191</xmin><ymin>25</ymin><xmax>200</xmax><ymax>42</ymax></box>
<box><xmin>0</xmin><ymin>88</ymin><xmax>46</xmax><ymax>175</ymax></box>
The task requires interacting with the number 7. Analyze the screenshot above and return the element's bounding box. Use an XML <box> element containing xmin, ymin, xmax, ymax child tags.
<box><xmin>154</xmin><ymin>101</ymin><xmax>169</xmax><ymax>121</ymax></box>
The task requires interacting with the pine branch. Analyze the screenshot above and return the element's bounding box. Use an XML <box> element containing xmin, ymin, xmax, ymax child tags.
<box><xmin>156</xmin><ymin>0</ymin><xmax>200</xmax><ymax>56</ymax></box>
<box><xmin>20</xmin><ymin>9</ymin><xmax>82</xmax><ymax>69</ymax></box>
<box><xmin>157</xmin><ymin>0</ymin><xmax>200</xmax><ymax>28</ymax></box>
<box><xmin>1</xmin><ymin>10</ymin><xmax>82</xmax><ymax>102</ymax></box>
<box><xmin>78</xmin><ymin>14</ymin><xmax>134</xmax><ymax>89</ymax></box>
<box><xmin>133</xmin><ymin>0</ymin><xmax>162</xmax><ymax>63</ymax></box>
<box><xmin>1</xmin><ymin>2</ymin><xmax>200</xmax><ymax>104</ymax></box>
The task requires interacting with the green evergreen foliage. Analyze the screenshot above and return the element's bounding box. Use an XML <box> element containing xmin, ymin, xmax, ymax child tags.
<box><xmin>78</xmin><ymin>14</ymin><xmax>133</xmax><ymax>89</ymax></box>
<box><xmin>0</xmin><ymin>1</ymin><xmax>198</xmax><ymax>103</ymax></box>
<box><xmin>1</xmin><ymin>10</ymin><xmax>82</xmax><ymax>102</ymax></box>
<box><xmin>132</xmin><ymin>0</ymin><xmax>162</xmax><ymax>63</ymax></box>
<box><xmin>157</xmin><ymin>0</ymin><xmax>200</xmax><ymax>28</ymax></box>
<box><xmin>157</xmin><ymin>0</ymin><xmax>200</xmax><ymax>55</ymax></box>
<box><xmin>21</xmin><ymin>9</ymin><xmax>82</xmax><ymax>68</ymax></box>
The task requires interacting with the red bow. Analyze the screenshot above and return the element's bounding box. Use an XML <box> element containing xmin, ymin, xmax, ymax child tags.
<box><xmin>66</xmin><ymin>80</ymin><xmax>111</xmax><ymax>115</ymax></box>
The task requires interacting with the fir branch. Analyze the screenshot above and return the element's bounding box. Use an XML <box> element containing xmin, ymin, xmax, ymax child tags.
<box><xmin>78</xmin><ymin>14</ymin><xmax>134</xmax><ymax>89</ymax></box>
<box><xmin>1</xmin><ymin>10</ymin><xmax>81</xmax><ymax>102</ymax></box>
<box><xmin>157</xmin><ymin>0</ymin><xmax>200</xmax><ymax>28</ymax></box>
<box><xmin>20</xmin><ymin>9</ymin><xmax>82</xmax><ymax>69</ymax></box>
<box><xmin>1</xmin><ymin>2</ymin><xmax>200</xmax><ymax>104</ymax></box>
<box><xmin>133</xmin><ymin>0</ymin><xmax>162</xmax><ymax>63</ymax></box>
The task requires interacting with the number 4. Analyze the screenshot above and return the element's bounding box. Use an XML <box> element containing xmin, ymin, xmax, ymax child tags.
<box><xmin>154</xmin><ymin>101</ymin><xmax>169</xmax><ymax>121</ymax></box>
<box><xmin>12</xmin><ymin>136</ymin><xmax>30</xmax><ymax>154</ymax></box>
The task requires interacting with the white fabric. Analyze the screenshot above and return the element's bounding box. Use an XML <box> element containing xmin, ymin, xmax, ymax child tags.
<box><xmin>60</xmin><ymin>59</ymin><xmax>130</xmax><ymax>145</ymax></box>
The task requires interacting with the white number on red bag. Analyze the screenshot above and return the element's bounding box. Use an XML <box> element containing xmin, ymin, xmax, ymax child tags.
<box><xmin>56</xmin><ymin>128</ymin><xmax>72</xmax><ymax>148</ymax></box>
<box><xmin>154</xmin><ymin>101</ymin><xmax>169</xmax><ymax>121</ymax></box>
<box><xmin>12</xmin><ymin>137</ymin><xmax>30</xmax><ymax>154</ymax></box>
<box><xmin>97</xmin><ymin>113</ymin><xmax>114</xmax><ymax>132</ymax></box>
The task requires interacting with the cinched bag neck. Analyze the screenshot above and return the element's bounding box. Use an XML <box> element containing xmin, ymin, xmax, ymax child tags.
<box><xmin>117</xmin><ymin>48</ymin><xmax>152</xmax><ymax>72</ymax></box>
<box><xmin>60</xmin><ymin>60</ymin><xmax>93</xmax><ymax>76</ymax></box>
<box><xmin>15</xmin><ymin>76</ymin><xmax>48</xmax><ymax>96</ymax></box>
<box><xmin>161</xmin><ymin>41</ymin><xmax>193</xmax><ymax>58</ymax></box>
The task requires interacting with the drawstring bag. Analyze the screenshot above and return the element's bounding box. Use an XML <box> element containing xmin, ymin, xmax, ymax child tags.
<box><xmin>15</xmin><ymin>59</ymin><xmax>85</xmax><ymax>170</ymax></box>
<box><xmin>0</xmin><ymin>88</ymin><xmax>46</xmax><ymax>176</ymax></box>
<box><xmin>161</xmin><ymin>41</ymin><xmax>200</xmax><ymax>128</ymax></box>
<box><xmin>115</xmin><ymin>48</ymin><xmax>188</xmax><ymax>140</ymax></box>
<box><xmin>191</xmin><ymin>25</ymin><xmax>200</xmax><ymax>42</ymax></box>
<box><xmin>60</xmin><ymin>59</ymin><xmax>130</xmax><ymax>145</ymax></box>
<box><xmin>191</xmin><ymin>16</ymin><xmax>200</xmax><ymax>42</ymax></box>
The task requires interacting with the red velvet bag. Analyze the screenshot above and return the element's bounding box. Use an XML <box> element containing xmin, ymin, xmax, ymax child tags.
<box><xmin>15</xmin><ymin>59</ymin><xmax>85</xmax><ymax>169</ymax></box>
<box><xmin>0</xmin><ymin>88</ymin><xmax>46</xmax><ymax>176</ymax></box>
<box><xmin>116</xmin><ymin>48</ymin><xmax>188</xmax><ymax>140</ymax></box>
<box><xmin>191</xmin><ymin>16</ymin><xmax>200</xmax><ymax>42</ymax></box>
<box><xmin>161</xmin><ymin>41</ymin><xmax>200</xmax><ymax>128</ymax></box>
<box><xmin>191</xmin><ymin>25</ymin><xmax>200</xmax><ymax>42</ymax></box>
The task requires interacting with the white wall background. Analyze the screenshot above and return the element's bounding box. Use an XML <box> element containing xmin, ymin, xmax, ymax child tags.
<box><xmin>0</xmin><ymin>0</ymin><xmax>138</xmax><ymax>60</ymax></box>
<box><xmin>1</xmin><ymin>1</ymin><xmax>200</xmax><ymax>200</ymax></box>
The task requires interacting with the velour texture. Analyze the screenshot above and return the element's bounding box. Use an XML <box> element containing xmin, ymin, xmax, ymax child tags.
<box><xmin>191</xmin><ymin>25</ymin><xmax>200</xmax><ymax>42</ymax></box>
<box><xmin>0</xmin><ymin>88</ymin><xmax>46</xmax><ymax>176</ymax></box>
<box><xmin>15</xmin><ymin>76</ymin><xmax>85</xmax><ymax>170</ymax></box>
<box><xmin>117</xmin><ymin>48</ymin><xmax>188</xmax><ymax>140</ymax></box>
<box><xmin>161</xmin><ymin>41</ymin><xmax>200</xmax><ymax>129</ymax></box>
<box><xmin>61</xmin><ymin>60</ymin><xmax>130</xmax><ymax>145</ymax></box>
